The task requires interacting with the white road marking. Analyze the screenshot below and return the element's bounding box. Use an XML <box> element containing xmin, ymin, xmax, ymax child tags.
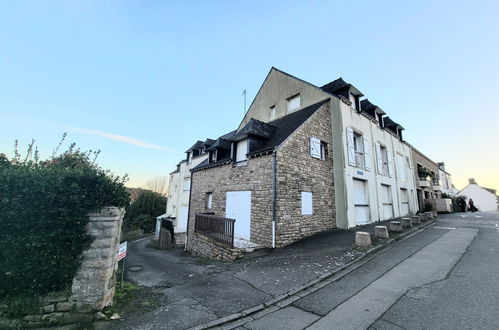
<box><xmin>460</xmin><ymin>215</ymin><xmax>467</xmax><ymax>218</ymax></box>
<box><xmin>475</xmin><ymin>215</ymin><xmax>483</xmax><ymax>218</ymax></box>
<box><xmin>433</xmin><ymin>226</ymin><xmax>456</xmax><ymax>230</ymax></box>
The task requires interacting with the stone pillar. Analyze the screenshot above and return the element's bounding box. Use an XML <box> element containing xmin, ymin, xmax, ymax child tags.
<box><xmin>389</xmin><ymin>221</ymin><xmax>403</xmax><ymax>232</ymax></box>
<box><xmin>355</xmin><ymin>232</ymin><xmax>372</xmax><ymax>246</ymax></box>
<box><xmin>375</xmin><ymin>226</ymin><xmax>389</xmax><ymax>239</ymax></box>
<box><xmin>71</xmin><ymin>207</ymin><xmax>125</xmax><ymax>310</ymax></box>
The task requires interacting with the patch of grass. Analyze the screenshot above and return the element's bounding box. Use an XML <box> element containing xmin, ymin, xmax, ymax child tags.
<box><xmin>104</xmin><ymin>281</ymin><xmax>163</xmax><ymax>318</ymax></box>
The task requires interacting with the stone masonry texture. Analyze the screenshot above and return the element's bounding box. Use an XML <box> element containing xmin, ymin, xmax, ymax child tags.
<box><xmin>187</xmin><ymin>102</ymin><xmax>335</xmax><ymax>255</ymax></box>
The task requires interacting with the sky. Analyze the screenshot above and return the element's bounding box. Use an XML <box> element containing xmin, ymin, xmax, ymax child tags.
<box><xmin>1</xmin><ymin>0</ymin><xmax>498</xmax><ymax>191</ymax></box>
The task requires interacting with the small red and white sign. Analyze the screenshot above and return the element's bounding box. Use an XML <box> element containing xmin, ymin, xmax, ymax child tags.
<box><xmin>117</xmin><ymin>241</ymin><xmax>127</xmax><ymax>261</ymax></box>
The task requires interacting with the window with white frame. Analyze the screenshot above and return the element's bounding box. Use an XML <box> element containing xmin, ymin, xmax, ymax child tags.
<box><xmin>205</xmin><ymin>192</ymin><xmax>213</xmax><ymax>209</ymax></box>
<box><xmin>346</xmin><ymin>128</ymin><xmax>370</xmax><ymax>170</ymax></box>
<box><xmin>183</xmin><ymin>178</ymin><xmax>191</xmax><ymax>191</ymax></box>
<box><xmin>375</xmin><ymin>143</ymin><xmax>392</xmax><ymax>177</ymax></box>
<box><xmin>236</xmin><ymin>139</ymin><xmax>248</xmax><ymax>162</ymax></box>
<box><xmin>301</xmin><ymin>192</ymin><xmax>313</xmax><ymax>215</ymax></box>
<box><xmin>287</xmin><ymin>94</ymin><xmax>300</xmax><ymax>112</ymax></box>
<box><xmin>270</xmin><ymin>105</ymin><xmax>276</xmax><ymax>118</ymax></box>
<box><xmin>211</xmin><ymin>150</ymin><xmax>217</xmax><ymax>162</ymax></box>
<box><xmin>310</xmin><ymin>137</ymin><xmax>327</xmax><ymax>160</ymax></box>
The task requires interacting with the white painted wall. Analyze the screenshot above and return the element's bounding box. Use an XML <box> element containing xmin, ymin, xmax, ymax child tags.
<box><xmin>458</xmin><ymin>184</ymin><xmax>498</xmax><ymax>212</ymax></box>
<box><xmin>166</xmin><ymin>154</ymin><xmax>209</xmax><ymax>228</ymax></box>
<box><xmin>338</xmin><ymin>103</ymin><xmax>418</xmax><ymax>228</ymax></box>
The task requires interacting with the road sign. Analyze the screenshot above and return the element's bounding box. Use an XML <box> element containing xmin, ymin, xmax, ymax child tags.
<box><xmin>117</xmin><ymin>241</ymin><xmax>127</xmax><ymax>261</ymax></box>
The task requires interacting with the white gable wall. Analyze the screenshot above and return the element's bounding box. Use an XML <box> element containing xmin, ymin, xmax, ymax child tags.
<box><xmin>458</xmin><ymin>184</ymin><xmax>498</xmax><ymax>211</ymax></box>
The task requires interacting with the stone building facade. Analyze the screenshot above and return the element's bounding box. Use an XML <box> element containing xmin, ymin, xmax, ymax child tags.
<box><xmin>187</xmin><ymin>101</ymin><xmax>335</xmax><ymax>254</ymax></box>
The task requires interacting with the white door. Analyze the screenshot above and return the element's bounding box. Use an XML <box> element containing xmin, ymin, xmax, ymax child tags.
<box><xmin>381</xmin><ymin>185</ymin><xmax>394</xmax><ymax>220</ymax></box>
<box><xmin>178</xmin><ymin>206</ymin><xmax>189</xmax><ymax>230</ymax></box>
<box><xmin>353</xmin><ymin>179</ymin><xmax>370</xmax><ymax>225</ymax></box>
<box><xmin>226</xmin><ymin>191</ymin><xmax>251</xmax><ymax>240</ymax></box>
<box><xmin>400</xmin><ymin>189</ymin><xmax>409</xmax><ymax>216</ymax></box>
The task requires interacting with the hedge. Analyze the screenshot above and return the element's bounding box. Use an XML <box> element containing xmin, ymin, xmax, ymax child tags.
<box><xmin>0</xmin><ymin>147</ymin><xmax>129</xmax><ymax>298</ymax></box>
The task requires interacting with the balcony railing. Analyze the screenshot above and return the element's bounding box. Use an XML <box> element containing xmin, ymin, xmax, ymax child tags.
<box><xmin>419</xmin><ymin>178</ymin><xmax>431</xmax><ymax>188</ymax></box>
<box><xmin>195</xmin><ymin>213</ymin><xmax>235</xmax><ymax>248</ymax></box>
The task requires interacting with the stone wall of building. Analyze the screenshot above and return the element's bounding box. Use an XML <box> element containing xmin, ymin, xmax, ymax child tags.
<box><xmin>188</xmin><ymin>155</ymin><xmax>274</xmax><ymax>249</ymax></box>
<box><xmin>189</xmin><ymin>232</ymin><xmax>244</xmax><ymax>261</ymax></box>
<box><xmin>275</xmin><ymin>103</ymin><xmax>336</xmax><ymax>246</ymax></box>
<box><xmin>4</xmin><ymin>207</ymin><xmax>125</xmax><ymax>328</ymax></box>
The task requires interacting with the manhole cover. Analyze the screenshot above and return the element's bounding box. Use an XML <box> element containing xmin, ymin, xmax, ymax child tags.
<box><xmin>128</xmin><ymin>266</ymin><xmax>143</xmax><ymax>272</ymax></box>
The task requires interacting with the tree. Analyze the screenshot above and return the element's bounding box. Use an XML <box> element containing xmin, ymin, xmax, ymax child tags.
<box><xmin>123</xmin><ymin>191</ymin><xmax>167</xmax><ymax>233</ymax></box>
<box><xmin>146</xmin><ymin>175</ymin><xmax>169</xmax><ymax>196</ymax></box>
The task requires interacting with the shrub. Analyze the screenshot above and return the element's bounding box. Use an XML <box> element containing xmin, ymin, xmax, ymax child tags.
<box><xmin>123</xmin><ymin>191</ymin><xmax>167</xmax><ymax>233</ymax></box>
<box><xmin>0</xmin><ymin>139</ymin><xmax>130</xmax><ymax>298</ymax></box>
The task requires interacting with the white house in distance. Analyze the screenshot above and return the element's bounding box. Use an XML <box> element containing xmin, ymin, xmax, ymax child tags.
<box><xmin>458</xmin><ymin>178</ymin><xmax>499</xmax><ymax>211</ymax></box>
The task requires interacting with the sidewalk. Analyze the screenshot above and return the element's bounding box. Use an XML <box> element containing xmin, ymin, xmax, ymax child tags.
<box><xmin>106</xmin><ymin>216</ymin><xmax>436</xmax><ymax>330</ymax></box>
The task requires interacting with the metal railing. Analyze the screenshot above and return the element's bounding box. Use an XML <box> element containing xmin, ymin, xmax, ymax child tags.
<box><xmin>194</xmin><ymin>213</ymin><xmax>235</xmax><ymax>248</ymax></box>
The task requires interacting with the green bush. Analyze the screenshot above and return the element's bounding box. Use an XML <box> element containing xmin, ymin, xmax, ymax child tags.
<box><xmin>0</xmin><ymin>140</ymin><xmax>129</xmax><ymax>298</ymax></box>
<box><xmin>123</xmin><ymin>191</ymin><xmax>166</xmax><ymax>233</ymax></box>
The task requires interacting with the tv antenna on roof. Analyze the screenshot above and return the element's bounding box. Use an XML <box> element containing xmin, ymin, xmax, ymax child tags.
<box><xmin>242</xmin><ymin>89</ymin><xmax>246</xmax><ymax>114</ymax></box>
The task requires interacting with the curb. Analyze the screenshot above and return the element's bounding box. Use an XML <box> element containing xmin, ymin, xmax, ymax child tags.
<box><xmin>188</xmin><ymin>218</ymin><xmax>438</xmax><ymax>330</ymax></box>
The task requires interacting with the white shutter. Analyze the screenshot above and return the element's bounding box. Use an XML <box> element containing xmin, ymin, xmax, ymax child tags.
<box><xmin>363</xmin><ymin>138</ymin><xmax>370</xmax><ymax>171</ymax></box>
<box><xmin>387</xmin><ymin>150</ymin><xmax>394</xmax><ymax>178</ymax></box>
<box><xmin>310</xmin><ymin>137</ymin><xmax>321</xmax><ymax>159</ymax></box>
<box><xmin>346</xmin><ymin>128</ymin><xmax>356</xmax><ymax>166</ymax></box>
<box><xmin>375</xmin><ymin>143</ymin><xmax>382</xmax><ymax>174</ymax></box>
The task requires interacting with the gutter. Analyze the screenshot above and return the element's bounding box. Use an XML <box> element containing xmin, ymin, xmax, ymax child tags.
<box><xmin>271</xmin><ymin>149</ymin><xmax>277</xmax><ymax>248</ymax></box>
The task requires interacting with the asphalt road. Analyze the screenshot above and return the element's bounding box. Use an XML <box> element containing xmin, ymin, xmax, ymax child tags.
<box><xmin>223</xmin><ymin>212</ymin><xmax>499</xmax><ymax>329</ymax></box>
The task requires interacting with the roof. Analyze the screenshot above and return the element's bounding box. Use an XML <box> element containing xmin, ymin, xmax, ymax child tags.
<box><xmin>201</xmin><ymin>138</ymin><xmax>216</xmax><ymax>148</ymax></box>
<box><xmin>383</xmin><ymin>116</ymin><xmax>405</xmax><ymax>130</ymax></box>
<box><xmin>360</xmin><ymin>99</ymin><xmax>386</xmax><ymax>115</ymax></box>
<box><xmin>321</xmin><ymin>77</ymin><xmax>364</xmax><ymax>97</ymax></box>
<box><xmin>248</xmin><ymin>99</ymin><xmax>329</xmax><ymax>156</ymax></box>
<box><xmin>192</xmin><ymin>99</ymin><xmax>329</xmax><ymax>172</ymax></box>
<box><xmin>231</xmin><ymin>119</ymin><xmax>276</xmax><ymax>141</ymax></box>
<box><xmin>206</xmin><ymin>138</ymin><xmax>231</xmax><ymax>151</ymax></box>
<box><xmin>185</xmin><ymin>140</ymin><xmax>204</xmax><ymax>152</ymax></box>
<box><xmin>483</xmin><ymin>187</ymin><xmax>497</xmax><ymax>195</ymax></box>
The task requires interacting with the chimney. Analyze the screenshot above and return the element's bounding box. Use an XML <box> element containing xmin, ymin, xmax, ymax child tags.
<box><xmin>469</xmin><ymin>178</ymin><xmax>476</xmax><ymax>185</ymax></box>
<box><xmin>438</xmin><ymin>162</ymin><xmax>445</xmax><ymax>171</ymax></box>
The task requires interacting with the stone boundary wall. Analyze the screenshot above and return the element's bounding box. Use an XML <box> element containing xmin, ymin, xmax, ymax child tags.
<box><xmin>189</xmin><ymin>232</ymin><xmax>244</xmax><ymax>261</ymax></box>
<box><xmin>4</xmin><ymin>207</ymin><xmax>125</xmax><ymax>328</ymax></box>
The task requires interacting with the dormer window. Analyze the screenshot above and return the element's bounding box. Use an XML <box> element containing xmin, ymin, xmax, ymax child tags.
<box><xmin>287</xmin><ymin>94</ymin><xmax>300</xmax><ymax>112</ymax></box>
<box><xmin>211</xmin><ymin>150</ymin><xmax>217</xmax><ymax>162</ymax></box>
<box><xmin>270</xmin><ymin>105</ymin><xmax>276</xmax><ymax>118</ymax></box>
<box><xmin>235</xmin><ymin>139</ymin><xmax>248</xmax><ymax>162</ymax></box>
<box><xmin>187</xmin><ymin>152</ymin><xmax>192</xmax><ymax>163</ymax></box>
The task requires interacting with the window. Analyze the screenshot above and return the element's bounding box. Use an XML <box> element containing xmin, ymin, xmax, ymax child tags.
<box><xmin>310</xmin><ymin>137</ymin><xmax>327</xmax><ymax>160</ymax></box>
<box><xmin>236</xmin><ymin>139</ymin><xmax>248</xmax><ymax>162</ymax></box>
<box><xmin>183</xmin><ymin>178</ymin><xmax>191</xmax><ymax>191</ymax></box>
<box><xmin>375</xmin><ymin>143</ymin><xmax>392</xmax><ymax>177</ymax></box>
<box><xmin>349</xmin><ymin>93</ymin><xmax>358</xmax><ymax>110</ymax></box>
<box><xmin>346</xmin><ymin>128</ymin><xmax>370</xmax><ymax>170</ymax></box>
<box><xmin>211</xmin><ymin>150</ymin><xmax>217</xmax><ymax>162</ymax></box>
<box><xmin>187</xmin><ymin>152</ymin><xmax>192</xmax><ymax>163</ymax></box>
<box><xmin>397</xmin><ymin>154</ymin><xmax>406</xmax><ymax>182</ymax></box>
<box><xmin>287</xmin><ymin>94</ymin><xmax>300</xmax><ymax>112</ymax></box>
<box><xmin>301</xmin><ymin>192</ymin><xmax>313</xmax><ymax>215</ymax></box>
<box><xmin>205</xmin><ymin>192</ymin><xmax>213</xmax><ymax>209</ymax></box>
<box><xmin>270</xmin><ymin>105</ymin><xmax>276</xmax><ymax>118</ymax></box>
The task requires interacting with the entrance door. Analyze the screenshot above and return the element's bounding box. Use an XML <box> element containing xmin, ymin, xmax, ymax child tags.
<box><xmin>400</xmin><ymin>188</ymin><xmax>409</xmax><ymax>216</ymax></box>
<box><xmin>381</xmin><ymin>184</ymin><xmax>394</xmax><ymax>220</ymax></box>
<box><xmin>353</xmin><ymin>179</ymin><xmax>370</xmax><ymax>225</ymax></box>
<box><xmin>226</xmin><ymin>191</ymin><xmax>251</xmax><ymax>240</ymax></box>
<box><xmin>178</xmin><ymin>206</ymin><xmax>189</xmax><ymax>230</ymax></box>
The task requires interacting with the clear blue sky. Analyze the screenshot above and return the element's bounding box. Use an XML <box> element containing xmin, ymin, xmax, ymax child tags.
<box><xmin>1</xmin><ymin>0</ymin><xmax>498</xmax><ymax>190</ymax></box>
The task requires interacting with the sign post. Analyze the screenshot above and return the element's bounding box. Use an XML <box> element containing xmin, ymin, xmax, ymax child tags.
<box><xmin>117</xmin><ymin>241</ymin><xmax>127</xmax><ymax>288</ymax></box>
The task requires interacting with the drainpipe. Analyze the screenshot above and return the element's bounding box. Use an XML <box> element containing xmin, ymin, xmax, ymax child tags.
<box><xmin>271</xmin><ymin>149</ymin><xmax>277</xmax><ymax>249</ymax></box>
<box><xmin>185</xmin><ymin>173</ymin><xmax>193</xmax><ymax>251</ymax></box>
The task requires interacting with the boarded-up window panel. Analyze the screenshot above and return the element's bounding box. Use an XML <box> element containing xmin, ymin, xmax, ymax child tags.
<box><xmin>301</xmin><ymin>192</ymin><xmax>313</xmax><ymax>215</ymax></box>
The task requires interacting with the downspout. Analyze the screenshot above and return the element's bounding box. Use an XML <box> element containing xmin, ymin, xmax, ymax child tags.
<box><xmin>271</xmin><ymin>149</ymin><xmax>277</xmax><ymax>249</ymax></box>
<box><xmin>184</xmin><ymin>172</ymin><xmax>194</xmax><ymax>251</ymax></box>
